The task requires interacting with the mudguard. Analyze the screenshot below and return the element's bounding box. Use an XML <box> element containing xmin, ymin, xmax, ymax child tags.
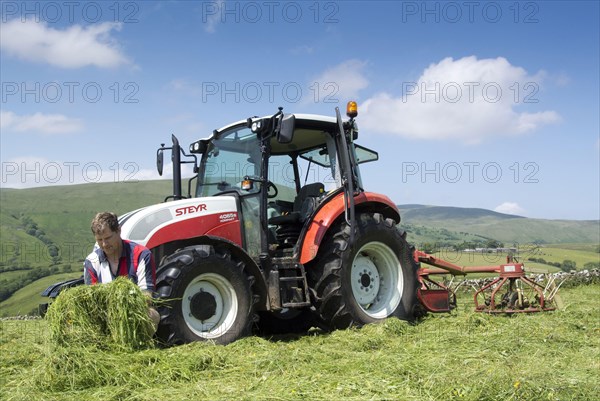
<box><xmin>299</xmin><ymin>192</ymin><xmax>400</xmax><ymax>265</ymax></box>
<box><xmin>39</xmin><ymin>276</ymin><xmax>85</xmax><ymax>316</ymax></box>
<box><xmin>41</xmin><ymin>276</ymin><xmax>85</xmax><ymax>298</ymax></box>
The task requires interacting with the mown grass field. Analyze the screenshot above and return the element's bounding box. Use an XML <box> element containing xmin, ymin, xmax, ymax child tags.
<box><xmin>1</xmin><ymin>284</ymin><xmax>598</xmax><ymax>401</ymax></box>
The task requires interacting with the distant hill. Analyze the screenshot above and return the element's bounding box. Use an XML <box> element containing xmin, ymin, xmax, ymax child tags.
<box><xmin>397</xmin><ymin>204</ymin><xmax>599</xmax><ymax>245</ymax></box>
<box><xmin>399</xmin><ymin>204</ymin><xmax>525</xmax><ymax>220</ymax></box>
<box><xmin>0</xmin><ymin>183</ymin><xmax>597</xmax><ymax>271</ymax></box>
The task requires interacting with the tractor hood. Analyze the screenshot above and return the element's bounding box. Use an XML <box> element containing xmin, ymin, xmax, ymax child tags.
<box><xmin>119</xmin><ymin>196</ymin><xmax>240</xmax><ymax>249</ymax></box>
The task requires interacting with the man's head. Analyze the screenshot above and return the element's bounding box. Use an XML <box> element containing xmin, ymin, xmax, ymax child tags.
<box><xmin>91</xmin><ymin>212</ymin><xmax>122</xmax><ymax>258</ymax></box>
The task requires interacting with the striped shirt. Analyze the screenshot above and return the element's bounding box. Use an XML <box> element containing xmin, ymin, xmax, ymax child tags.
<box><xmin>83</xmin><ymin>240</ymin><xmax>156</xmax><ymax>292</ymax></box>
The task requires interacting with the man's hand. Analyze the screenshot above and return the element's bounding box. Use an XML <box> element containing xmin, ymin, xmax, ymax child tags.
<box><xmin>142</xmin><ymin>290</ymin><xmax>154</xmax><ymax>306</ymax></box>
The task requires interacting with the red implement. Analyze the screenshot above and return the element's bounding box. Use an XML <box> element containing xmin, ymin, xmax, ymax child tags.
<box><xmin>415</xmin><ymin>251</ymin><xmax>560</xmax><ymax>314</ymax></box>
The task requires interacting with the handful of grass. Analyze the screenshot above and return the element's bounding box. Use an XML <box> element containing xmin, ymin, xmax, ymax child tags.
<box><xmin>46</xmin><ymin>277</ymin><xmax>155</xmax><ymax>351</ymax></box>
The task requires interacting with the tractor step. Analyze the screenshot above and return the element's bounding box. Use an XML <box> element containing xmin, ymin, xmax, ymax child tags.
<box><xmin>270</xmin><ymin>257</ymin><xmax>311</xmax><ymax>309</ymax></box>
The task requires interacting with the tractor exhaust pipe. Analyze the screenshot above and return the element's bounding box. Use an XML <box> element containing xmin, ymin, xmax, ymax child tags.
<box><xmin>171</xmin><ymin>134</ymin><xmax>182</xmax><ymax>200</ymax></box>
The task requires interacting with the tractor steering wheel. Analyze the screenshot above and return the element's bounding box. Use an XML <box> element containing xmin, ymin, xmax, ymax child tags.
<box><xmin>267</xmin><ymin>181</ymin><xmax>278</xmax><ymax>198</ymax></box>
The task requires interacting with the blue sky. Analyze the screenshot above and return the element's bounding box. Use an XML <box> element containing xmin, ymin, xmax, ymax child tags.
<box><xmin>1</xmin><ymin>1</ymin><xmax>598</xmax><ymax>220</ymax></box>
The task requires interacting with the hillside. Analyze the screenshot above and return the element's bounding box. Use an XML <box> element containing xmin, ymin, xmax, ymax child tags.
<box><xmin>398</xmin><ymin>204</ymin><xmax>599</xmax><ymax>245</ymax></box>
<box><xmin>0</xmin><ymin>180</ymin><xmax>173</xmax><ymax>269</ymax></box>
<box><xmin>399</xmin><ymin>204</ymin><xmax>526</xmax><ymax>220</ymax></box>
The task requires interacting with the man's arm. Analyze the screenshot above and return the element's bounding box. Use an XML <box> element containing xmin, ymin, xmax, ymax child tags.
<box><xmin>136</xmin><ymin>248</ymin><xmax>156</xmax><ymax>293</ymax></box>
<box><xmin>83</xmin><ymin>259</ymin><xmax>98</xmax><ymax>285</ymax></box>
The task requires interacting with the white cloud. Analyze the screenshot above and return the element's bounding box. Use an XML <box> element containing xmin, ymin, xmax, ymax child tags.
<box><xmin>1</xmin><ymin>110</ymin><xmax>83</xmax><ymax>134</ymax></box>
<box><xmin>203</xmin><ymin>0</ymin><xmax>225</xmax><ymax>33</ymax></box>
<box><xmin>0</xmin><ymin>19</ymin><xmax>129</xmax><ymax>68</ymax></box>
<box><xmin>494</xmin><ymin>202</ymin><xmax>526</xmax><ymax>216</ymax></box>
<box><xmin>361</xmin><ymin>56</ymin><xmax>560</xmax><ymax>144</ymax></box>
<box><xmin>311</xmin><ymin>59</ymin><xmax>369</xmax><ymax>101</ymax></box>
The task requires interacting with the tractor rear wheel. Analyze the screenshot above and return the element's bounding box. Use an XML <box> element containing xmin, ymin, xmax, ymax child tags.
<box><xmin>309</xmin><ymin>213</ymin><xmax>419</xmax><ymax>329</ymax></box>
<box><xmin>155</xmin><ymin>245</ymin><xmax>255</xmax><ymax>345</ymax></box>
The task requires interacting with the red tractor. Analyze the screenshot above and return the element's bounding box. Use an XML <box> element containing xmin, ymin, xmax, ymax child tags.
<box><xmin>111</xmin><ymin>102</ymin><xmax>419</xmax><ymax>344</ymax></box>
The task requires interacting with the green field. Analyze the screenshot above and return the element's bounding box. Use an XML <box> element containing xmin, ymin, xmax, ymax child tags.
<box><xmin>0</xmin><ymin>272</ymin><xmax>82</xmax><ymax>317</ymax></box>
<box><xmin>533</xmin><ymin>247</ymin><xmax>600</xmax><ymax>268</ymax></box>
<box><xmin>1</xmin><ymin>284</ymin><xmax>598</xmax><ymax>401</ymax></box>
<box><xmin>549</xmin><ymin>243</ymin><xmax>600</xmax><ymax>252</ymax></box>
<box><xmin>0</xmin><ymin>180</ymin><xmax>173</xmax><ymax>268</ymax></box>
<box><xmin>420</xmin><ymin>246</ymin><xmax>599</xmax><ymax>272</ymax></box>
<box><xmin>0</xmin><ymin>269</ymin><xmax>33</xmax><ymax>282</ymax></box>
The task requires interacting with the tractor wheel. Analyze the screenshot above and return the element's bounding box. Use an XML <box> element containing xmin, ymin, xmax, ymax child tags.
<box><xmin>155</xmin><ymin>245</ymin><xmax>256</xmax><ymax>345</ymax></box>
<box><xmin>309</xmin><ymin>213</ymin><xmax>419</xmax><ymax>329</ymax></box>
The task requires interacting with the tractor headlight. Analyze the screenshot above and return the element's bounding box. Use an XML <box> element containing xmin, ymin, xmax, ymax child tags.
<box><xmin>251</xmin><ymin>120</ymin><xmax>262</xmax><ymax>133</ymax></box>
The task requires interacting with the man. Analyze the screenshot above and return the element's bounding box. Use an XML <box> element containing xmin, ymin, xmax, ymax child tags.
<box><xmin>84</xmin><ymin>211</ymin><xmax>160</xmax><ymax>328</ymax></box>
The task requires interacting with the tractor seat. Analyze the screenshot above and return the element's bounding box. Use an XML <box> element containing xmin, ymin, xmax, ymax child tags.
<box><xmin>268</xmin><ymin>182</ymin><xmax>324</xmax><ymax>246</ymax></box>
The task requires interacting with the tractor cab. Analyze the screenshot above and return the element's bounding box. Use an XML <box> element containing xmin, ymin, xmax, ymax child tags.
<box><xmin>164</xmin><ymin>103</ymin><xmax>378</xmax><ymax>261</ymax></box>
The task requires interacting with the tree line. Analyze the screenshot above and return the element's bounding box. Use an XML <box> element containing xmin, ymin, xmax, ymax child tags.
<box><xmin>527</xmin><ymin>257</ymin><xmax>600</xmax><ymax>272</ymax></box>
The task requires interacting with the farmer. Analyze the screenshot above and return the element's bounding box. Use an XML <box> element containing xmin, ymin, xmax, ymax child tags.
<box><xmin>84</xmin><ymin>211</ymin><xmax>160</xmax><ymax>329</ymax></box>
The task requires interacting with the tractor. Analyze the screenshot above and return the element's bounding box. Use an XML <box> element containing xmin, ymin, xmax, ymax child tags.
<box><xmin>40</xmin><ymin>101</ymin><xmax>559</xmax><ymax>344</ymax></box>
<box><xmin>132</xmin><ymin>102</ymin><xmax>421</xmax><ymax>344</ymax></box>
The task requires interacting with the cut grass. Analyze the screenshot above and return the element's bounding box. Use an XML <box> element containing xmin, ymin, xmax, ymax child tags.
<box><xmin>1</xmin><ymin>284</ymin><xmax>598</xmax><ymax>401</ymax></box>
<box><xmin>45</xmin><ymin>277</ymin><xmax>155</xmax><ymax>352</ymax></box>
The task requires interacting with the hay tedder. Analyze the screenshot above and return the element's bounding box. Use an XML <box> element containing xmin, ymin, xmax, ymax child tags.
<box><xmin>41</xmin><ymin>102</ymin><xmax>561</xmax><ymax>344</ymax></box>
<box><xmin>415</xmin><ymin>251</ymin><xmax>562</xmax><ymax>314</ymax></box>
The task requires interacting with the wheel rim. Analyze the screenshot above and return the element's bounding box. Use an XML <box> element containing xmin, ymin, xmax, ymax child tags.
<box><xmin>182</xmin><ymin>273</ymin><xmax>238</xmax><ymax>339</ymax></box>
<box><xmin>350</xmin><ymin>241</ymin><xmax>404</xmax><ymax>318</ymax></box>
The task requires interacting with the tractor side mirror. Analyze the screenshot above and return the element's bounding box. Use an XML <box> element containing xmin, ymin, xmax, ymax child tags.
<box><xmin>277</xmin><ymin>114</ymin><xmax>295</xmax><ymax>144</ymax></box>
<box><xmin>156</xmin><ymin>147</ymin><xmax>164</xmax><ymax>176</ymax></box>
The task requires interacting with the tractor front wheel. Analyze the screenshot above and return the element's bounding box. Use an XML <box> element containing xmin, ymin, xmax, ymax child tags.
<box><xmin>155</xmin><ymin>245</ymin><xmax>255</xmax><ymax>345</ymax></box>
<box><xmin>309</xmin><ymin>213</ymin><xmax>419</xmax><ymax>329</ymax></box>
